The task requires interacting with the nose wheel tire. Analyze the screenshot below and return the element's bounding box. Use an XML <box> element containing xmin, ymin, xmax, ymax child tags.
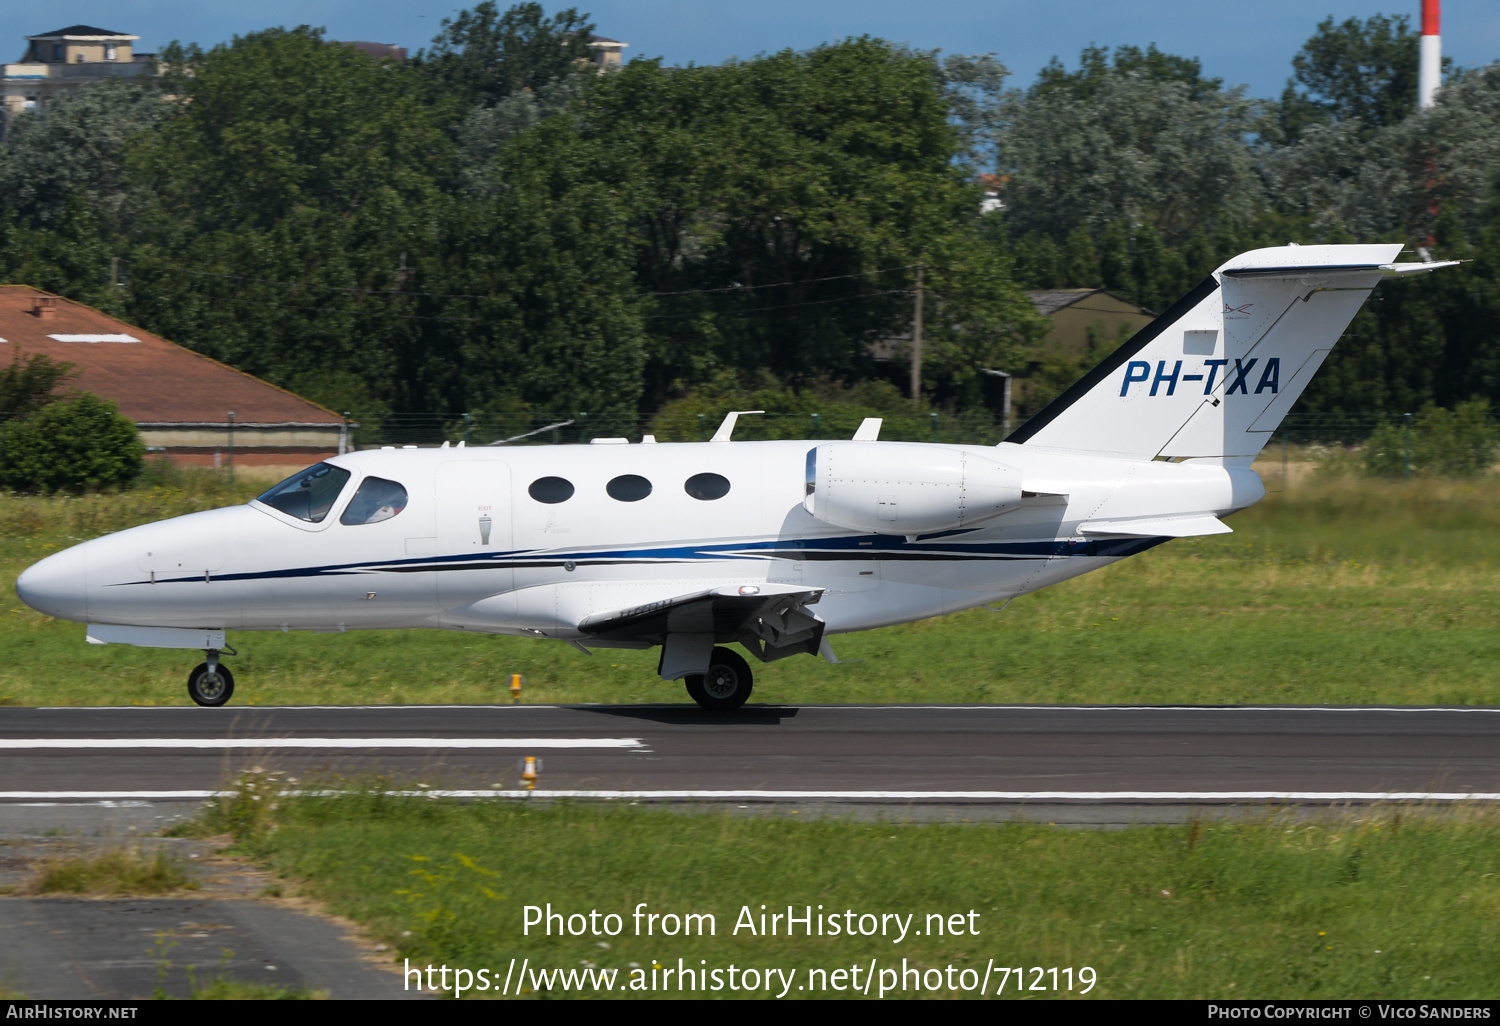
<box><xmin>685</xmin><ymin>647</ymin><xmax>753</xmax><ymax>711</ymax></box>
<box><xmin>187</xmin><ymin>663</ymin><xmax>235</xmax><ymax>707</ymax></box>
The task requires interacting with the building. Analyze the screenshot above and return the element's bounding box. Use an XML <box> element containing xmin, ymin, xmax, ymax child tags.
<box><xmin>338</xmin><ymin>41</ymin><xmax>408</xmax><ymax>61</ymax></box>
<box><xmin>2</xmin><ymin>25</ymin><xmax>154</xmax><ymax>136</ymax></box>
<box><xmin>0</xmin><ymin>287</ymin><xmax>346</xmax><ymax>467</ymax></box>
<box><xmin>587</xmin><ymin>35</ymin><xmax>627</xmax><ymax>70</ymax></box>
<box><xmin>868</xmin><ymin>287</ymin><xmax>1155</xmax><ymax>428</ymax></box>
<box><xmin>1026</xmin><ymin>289</ymin><xmax>1155</xmax><ymax>359</ymax></box>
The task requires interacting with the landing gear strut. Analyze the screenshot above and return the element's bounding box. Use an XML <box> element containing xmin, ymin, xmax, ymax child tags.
<box><xmin>187</xmin><ymin>649</ymin><xmax>235</xmax><ymax>707</ymax></box>
<box><xmin>685</xmin><ymin>647</ymin><xmax>753</xmax><ymax>711</ymax></box>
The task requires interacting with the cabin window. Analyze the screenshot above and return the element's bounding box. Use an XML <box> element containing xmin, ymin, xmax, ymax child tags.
<box><xmin>684</xmin><ymin>472</ymin><xmax>730</xmax><ymax>500</ymax></box>
<box><xmin>340</xmin><ymin>476</ymin><xmax>408</xmax><ymax>525</ymax></box>
<box><xmin>606</xmin><ymin>474</ymin><xmax>652</xmax><ymax>502</ymax></box>
<box><xmin>255</xmin><ymin>463</ymin><xmax>351</xmax><ymax>523</ymax></box>
<box><xmin>528</xmin><ymin>476</ymin><xmax>575</xmax><ymax>504</ymax></box>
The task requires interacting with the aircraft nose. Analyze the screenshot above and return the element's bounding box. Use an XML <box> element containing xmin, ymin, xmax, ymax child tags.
<box><xmin>15</xmin><ymin>541</ymin><xmax>90</xmax><ymax>622</ymax></box>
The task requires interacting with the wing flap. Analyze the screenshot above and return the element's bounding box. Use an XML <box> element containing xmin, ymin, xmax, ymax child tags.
<box><xmin>578</xmin><ymin>582</ymin><xmax>826</xmax><ymax>660</ymax></box>
<box><xmin>1079</xmin><ymin>515</ymin><xmax>1231</xmax><ymax>538</ymax></box>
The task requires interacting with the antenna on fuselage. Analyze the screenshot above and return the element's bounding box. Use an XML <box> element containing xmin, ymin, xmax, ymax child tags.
<box><xmin>487</xmin><ymin>419</ymin><xmax>575</xmax><ymax>445</ymax></box>
<box><xmin>852</xmin><ymin>418</ymin><xmax>882</xmax><ymax>441</ymax></box>
<box><xmin>710</xmin><ymin>410</ymin><xmax>765</xmax><ymax>442</ymax></box>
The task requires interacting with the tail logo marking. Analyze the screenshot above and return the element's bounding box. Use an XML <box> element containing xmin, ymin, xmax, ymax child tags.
<box><xmin>1123</xmin><ymin>358</ymin><xmax>1278</xmax><ymax>398</ymax></box>
<box><xmin>1225</xmin><ymin>302</ymin><xmax>1254</xmax><ymax>319</ymax></box>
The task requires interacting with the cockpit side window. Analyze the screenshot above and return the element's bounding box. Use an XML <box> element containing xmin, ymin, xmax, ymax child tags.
<box><xmin>255</xmin><ymin>463</ymin><xmax>352</xmax><ymax>523</ymax></box>
<box><xmin>340</xmin><ymin>476</ymin><xmax>409</xmax><ymax>525</ymax></box>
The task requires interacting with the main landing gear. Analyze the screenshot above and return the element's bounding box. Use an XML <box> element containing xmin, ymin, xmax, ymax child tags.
<box><xmin>685</xmin><ymin>647</ymin><xmax>754</xmax><ymax>712</ymax></box>
<box><xmin>187</xmin><ymin>649</ymin><xmax>235</xmax><ymax>707</ymax></box>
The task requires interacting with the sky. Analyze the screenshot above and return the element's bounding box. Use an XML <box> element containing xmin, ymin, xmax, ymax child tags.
<box><xmin>5</xmin><ymin>1</ymin><xmax>1499</xmax><ymax>99</ymax></box>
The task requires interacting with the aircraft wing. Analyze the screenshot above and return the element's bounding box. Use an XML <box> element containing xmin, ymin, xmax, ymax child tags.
<box><xmin>578</xmin><ymin>583</ymin><xmax>826</xmax><ymax>662</ymax></box>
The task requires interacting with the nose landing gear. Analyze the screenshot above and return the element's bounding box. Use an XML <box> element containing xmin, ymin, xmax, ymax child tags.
<box><xmin>187</xmin><ymin>649</ymin><xmax>235</xmax><ymax>707</ymax></box>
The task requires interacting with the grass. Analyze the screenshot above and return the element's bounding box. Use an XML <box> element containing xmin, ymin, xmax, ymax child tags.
<box><xmin>188</xmin><ymin>980</ymin><xmax>321</xmax><ymax>1000</ymax></box>
<box><xmin>32</xmin><ymin>848</ymin><xmax>197</xmax><ymax>896</ymax></box>
<box><xmin>6</xmin><ymin>465</ymin><xmax>1500</xmax><ymax>706</ymax></box>
<box><xmin>205</xmin><ymin>781</ymin><xmax>1500</xmax><ymax>1000</ymax></box>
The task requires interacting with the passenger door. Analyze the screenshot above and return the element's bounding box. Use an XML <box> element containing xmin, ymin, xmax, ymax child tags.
<box><xmin>436</xmin><ymin>460</ymin><xmax>514</xmax><ymax>611</ymax></box>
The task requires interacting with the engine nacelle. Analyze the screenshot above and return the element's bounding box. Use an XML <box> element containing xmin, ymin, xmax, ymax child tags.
<box><xmin>803</xmin><ymin>443</ymin><xmax>1023</xmax><ymax>536</ymax></box>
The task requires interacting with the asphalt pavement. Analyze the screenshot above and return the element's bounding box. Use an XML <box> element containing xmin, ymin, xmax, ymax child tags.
<box><xmin>3</xmin><ymin>703</ymin><xmax>1498</xmax><ymax>803</ymax></box>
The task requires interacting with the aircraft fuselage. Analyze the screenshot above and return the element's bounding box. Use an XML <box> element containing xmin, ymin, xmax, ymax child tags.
<box><xmin>17</xmin><ymin>439</ymin><xmax>1262</xmax><ymax>642</ymax></box>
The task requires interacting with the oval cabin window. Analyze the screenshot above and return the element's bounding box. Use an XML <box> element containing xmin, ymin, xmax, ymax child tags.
<box><xmin>684</xmin><ymin>473</ymin><xmax>730</xmax><ymax>500</ymax></box>
<box><xmin>528</xmin><ymin>476</ymin><xmax>575</xmax><ymax>504</ymax></box>
<box><xmin>606</xmin><ymin>474</ymin><xmax>652</xmax><ymax>502</ymax></box>
<box><xmin>340</xmin><ymin>476</ymin><xmax>408</xmax><ymax>525</ymax></box>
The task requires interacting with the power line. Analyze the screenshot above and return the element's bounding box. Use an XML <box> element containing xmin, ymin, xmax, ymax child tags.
<box><xmin>644</xmin><ymin>264</ymin><xmax>921</xmax><ymax>296</ymax></box>
<box><xmin>138</xmin><ymin>261</ymin><xmax>928</xmax><ymax>303</ymax></box>
<box><xmin>642</xmin><ymin>290</ymin><xmax>909</xmax><ymax>320</ymax></box>
<box><xmin>204</xmin><ymin>292</ymin><xmax>479</xmax><ymax>323</ymax></box>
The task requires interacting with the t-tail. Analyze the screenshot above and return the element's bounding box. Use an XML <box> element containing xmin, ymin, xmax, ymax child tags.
<box><xmin>1006</xmin><ymin>244</ymin><xmax>1457</xmax><ymax>462</ymax></box>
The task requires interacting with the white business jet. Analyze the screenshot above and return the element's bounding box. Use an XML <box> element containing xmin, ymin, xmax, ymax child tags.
<box><xmin>16</xmin><ymin>245</ymin><xmax>1454</xmax><ymax>709</ymax></box>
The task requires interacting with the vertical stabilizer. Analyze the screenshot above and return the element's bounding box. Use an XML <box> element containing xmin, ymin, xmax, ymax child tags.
<box><xmin>1006</xmin><ymin>244</ymin><xmax>1454</xmax><ymax>461</ymax></box>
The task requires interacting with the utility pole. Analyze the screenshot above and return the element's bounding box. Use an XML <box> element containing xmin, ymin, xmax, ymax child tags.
<box><xmin>1404</xmin><ymin>412</ymin><xmax>1413</xmax><ymax>479</ymax></box>
<box><xmin>910</xmin><ymin>263</ymin><xmax>924</xmax><ymax>403</ymax></box>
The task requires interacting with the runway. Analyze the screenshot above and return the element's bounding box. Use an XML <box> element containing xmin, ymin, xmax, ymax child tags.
<box><xmin>4</xmin><ymin>704</ymin><xmax>1500</xmax><ymax>807</ymax></box>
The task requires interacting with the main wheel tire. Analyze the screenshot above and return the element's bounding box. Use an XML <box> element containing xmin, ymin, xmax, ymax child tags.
<box><xmin>685</xmin><ymin>647</ymin><xmax>753</xmax><ymax>711</ymax></box>
<box><xmin>187</xmin><ymin>663</ymin><xmax>235</xmax><ymax>707</ymax></box>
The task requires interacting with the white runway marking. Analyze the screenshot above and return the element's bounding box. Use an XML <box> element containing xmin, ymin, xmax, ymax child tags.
<box><xmin>424</xmin><ymin>790</ymin><xmax>1500</xmax><ymax>801</ymax></box>
<box><xmin>34</xmin><ymin>704</ymin><xmax>1500</xmax><ymax>713</ymax></box>
<box><xmin>0</xmin><ymin>737</ymin><xmax>642</xmax><ymax>750</ymax></box>
<box><xmin>2</xmin><ymin>790</ymin><xmax>1499</xmax><ymax>802</ymax></box>
<box><xmin>0</xmin><ymin>792</ymin><xmax>220</xmax><ymax>800</ymax></box>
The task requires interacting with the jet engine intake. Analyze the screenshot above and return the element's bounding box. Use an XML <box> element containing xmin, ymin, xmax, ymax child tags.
<box><xmin>803</xmin><ymin>443</ymin><xmax>1023</xmax><ymax>535</ymax></box>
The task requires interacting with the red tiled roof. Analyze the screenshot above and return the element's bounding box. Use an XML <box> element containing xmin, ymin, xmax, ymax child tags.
<box><xmin>0</xmin><ymin>286</ymin><xmax>341</xmax><ymax>426</ymax></box>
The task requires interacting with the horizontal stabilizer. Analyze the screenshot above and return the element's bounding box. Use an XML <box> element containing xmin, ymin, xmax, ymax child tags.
<box><xmin>1221</xmin><ymin>259</ymin><xmax>1461</xmax><ymax>279</ymax></box>
<box><xmin>1079</xmin><ymin>515</ymin><xmax>1231</xmax><ymax>538</ymax></box>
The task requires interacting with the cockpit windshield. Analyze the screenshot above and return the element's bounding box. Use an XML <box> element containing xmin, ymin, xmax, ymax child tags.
<box><xmin>254</xmin><ymin>463</ymin><xmax>352</xmax><ymax>523</ymax></box>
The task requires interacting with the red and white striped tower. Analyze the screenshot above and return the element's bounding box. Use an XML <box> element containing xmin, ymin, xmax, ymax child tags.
<box><xmin>1419</xmin><ymin>0</ymin><xmax>1441</xmax><ymax>109</ymax></box>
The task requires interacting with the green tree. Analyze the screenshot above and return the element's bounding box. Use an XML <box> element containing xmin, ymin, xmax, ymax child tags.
<box><xmin>0</xmin><ymin>197</ymin><xmax>122</xmax><ymax>314</ymax></box>
<box><xmin>1098</xmin><ymin>221</ymin><xmax>1134</xmax><ymax>296</ymax></box>
<box><xmin>0</xmin><ymin>352</ymin><xmax>74</xmax><ymax>423</ymax></box>
<box><xmin>0</xmin><ymin>79</ymin><xmax>168</xmax><ymax>233</ymax></box>
<box><xmin>1276</xmin><ymin>14</ymin><xmax>1427</xmax><ymax>144</ymax></box>
<box><xmin>1011</xmin><ymin>231</ymin><xmax>1060</xmax><ymax>289</ymax></box>
<box><xmin>1361</xmin><ymin>402</ymin><xmax>1496</xmax><ymax>478</ymax></box>
<box><xmin>428</xmin><ymin>114</ymin><xmax>648</xmax><ymax>424</ymax></box>
<box><xmin>417</xmin><ymin>1</ymin><xmax>594</xmax><ymax>108</ymax></box>
<box><xmin>0</xmin><ymin>393</ymin><xmax>144</xmax><ymax>493</ymax></box>
<box><xmin>998</xmin><ymin>44</ymin><xmax>1264</xmax><ymax>244</ymax></box>
<box><xmin>568</xmin><ymin>39</ymin><xmax>1037</xmax><ymax>407</ymax></box>
<box><xmin>1034</xmin><ymin>43</ymin><xmax>1223</xmax><ymax>103</ymax></box>
<box><xmin>1060</xmin><ymin>226</ymin><xmax>1101</xmax><ymax>288</ymax></box>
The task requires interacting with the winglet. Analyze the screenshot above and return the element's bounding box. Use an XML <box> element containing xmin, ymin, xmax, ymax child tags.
<box><xmin>711</xmin><ymin>410</ymin><xmax>765</xmax><ymax>442</ymax></box>
<box><xmin>852</xmin><ymin>417</ymin><xmax>882</xmax><ymax>441</ymax></box>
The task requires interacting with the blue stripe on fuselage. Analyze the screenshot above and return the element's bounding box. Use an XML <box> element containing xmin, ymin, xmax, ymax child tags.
<box><xmin>114</xmin><ymin>534</ymin><xmax>1169</xmax><ymax>587</ymax></box>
